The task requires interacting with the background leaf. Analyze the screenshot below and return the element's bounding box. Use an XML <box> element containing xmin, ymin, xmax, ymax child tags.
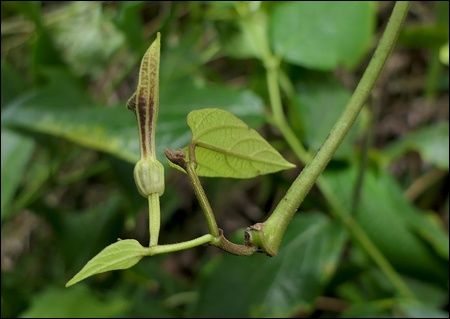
<box><xmin>224</xmin><ymin>9</ymin><xmax>269</xmax><ymax>60</ymax></box>
<box><xmin>57</xmin><ymin>195</ymin><xmax>124</xmax><ymax>274</ymax></box>
<box><xmin>193</xmin><ymin>213</ymin><xmax>346</xmax><ymax>317</ymax></box>
<box><xmin>114</xmin><ymin>1</ymin><xmax>146</xmax><ymax>53</ymax></box>
<box><xmin>270</xmin><ymin>1</ymin><xmax>375</xmax><ymax>70</ymax></box>
<box><xmin>1</xmin><ymin>129</ymin><xmax>35</xmax><ymax>219</ymax></box>
<box><xmin>49</xmin><ymin>2</ymin><xmax>125</xmax><ymax>76</ymax></box>
<box><xmin>1</xmin><ymin>61</ymin><xmax>29</xmax><ymax>107</ymax></box>
<box><xmin>384</xmin><ymin>122</ymin><xmax>449</xmax><ymax>170</ymax></box>
<box><xmin>440</xmin><ymin>42</ymin><xmax>449</xmax><ymax>65</ymax></box>
<box><xmin>20</xmin><ymin>285</ymin><xmax>129</xmax><ymax>318</ymax></box>
<box><xmin>397</xmin><ymin>300</ymin><xmax>449</xmax><ymax>318</ymax></box>
<box><xmin>2</xmin><ymin>76</ymin><xmax>265</xmax><ymax>165</ymax></box>
<box><xmin>290</xmin><ymin>75</ymin><xmax>365</xmax><ymax>159</ymax></box>
<box><xmin>323</xmin><ymin>166</ymin><xmax>448</xmax><ymax>283</ymax></box>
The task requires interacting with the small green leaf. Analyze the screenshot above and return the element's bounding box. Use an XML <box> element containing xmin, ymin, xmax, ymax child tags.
<box><xmin>187</xmin><ymin>108</ymin><xmax>295</xmax><ymax>178</ymax></box>
<box><xmin>66</xmin><ymin>239</ymin><xmax>147</xmax><ymax>287</ymax></box>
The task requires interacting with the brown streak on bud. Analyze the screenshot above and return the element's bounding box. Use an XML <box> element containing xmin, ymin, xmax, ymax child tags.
<box><xmin>137</xmin><ymin>92</ymin><xmax>147</xmax><ymax>156</ymax></box>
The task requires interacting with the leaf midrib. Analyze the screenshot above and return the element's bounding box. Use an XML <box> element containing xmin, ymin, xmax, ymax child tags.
<box><xmin>194</xmin><ymin>141</ymin><xmax>293</xmax><ymax>168</ymax></box>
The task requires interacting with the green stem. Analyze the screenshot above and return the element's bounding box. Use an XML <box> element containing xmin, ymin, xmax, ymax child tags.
<box><xmin>148</xmin><ymin>193</ymin><xmax>161</xmax><ymax>246</ymax></box>
<box><xmin>186</xmin><ymin>153</ymin><xmax>220</xmax><ymax>237</ymax></box>
<box><xmin>277</xmin><ymin>123</ymin><xmax>311</xmax><ymax>162</ymax></box>
<box><xmin>165</xmin><ymin>148</ymin><xmax>256</xmax><ymax>255</ymax></box>
<box><xmin>425</xmin><ymin>1</ymin><xmax>448</xmax><ymax>101</ymax></box>
<box><xmin>425</xmin><ymin>48</ymin><xmax>442</xmax><ymax>101</ymax></box>
<box><xmin>276</xmin><ymin>58</ymin><xmax>414</xmax><ymax>299</ymax></box>
<box><xmin>249</xmin><ymin>1</ymin><xmax>413</xmax><ymax>298</ymax></box>
<box><xmin>210</xmin><ymin>229</ymin><xmax>257</xmax><ymax>256</ymax></box>
<box><xmin>267</xmin><ymin>64</ymin><xmax>311</xmax><ymax>161</ymax></box>
<box><xmin>186</xmin><ymin>162</ymin><xmax>258</xmax><ymax>255</ymax></box>
<box><xmin>146</xmin><ymin>234</ymin><xmax>213</xmax><ymax>256</ymax></box>
<box><xmin>266</xmin><ymin>61</ymin><xmax>284</xmax><ymax>125</ymax></box>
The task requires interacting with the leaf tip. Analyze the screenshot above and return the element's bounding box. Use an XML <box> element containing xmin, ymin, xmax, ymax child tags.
<box><xmin>285</xmin><ymin>161</ymin><xmax>296</xmax><ymax>169</ymax></box>
<box><xmin>152</xmin><ymin>32</ymin><xmax>161</xmax><ymax>50</ymax></box>
<box><xmin>65</xmin><ymin>278</ymin><xmax>76</xmax><ymax>288</ymax></box>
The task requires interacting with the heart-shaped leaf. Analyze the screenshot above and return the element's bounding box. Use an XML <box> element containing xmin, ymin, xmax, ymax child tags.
<box><xmin>66</xmin><ymin>239</ymin><xmax>147</xmax><ymax>287</ymax></box>
<box><xmin>186</xmin><ymin>108</ymin><xmax>295</xmax><ymax>178</ymax></box>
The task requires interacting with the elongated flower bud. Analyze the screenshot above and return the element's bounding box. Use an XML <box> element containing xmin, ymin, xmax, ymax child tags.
<box><xmin>128</xmin><ymin>33</ymin><xmax>164</xmax><ymax>198</ymax></box>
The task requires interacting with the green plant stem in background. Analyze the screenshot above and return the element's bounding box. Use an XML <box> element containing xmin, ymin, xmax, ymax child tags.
<box><xmin>425</xmin><ymin>48</ymin><xmax>442</xmax><ymax>101</ymax></box>
<box><xmin>425</xmin><ymin>1</ymin><xmax>449</xmax><ymax>101</ymax></box>
<box><xmin>148</xmin><ymin>193</ymin><xmax>161</xmax><ymax>246</ymax></box>
<box><xmin>314</xmin><ymin>181</ymin><xmax>414</xmax><ymax>298</ymax></box>
<box><xmin>250</xmin><ymin>1</ymin><xmax>413</xmax><ymax>298</ymax></box>
<box><xmin>266</xmin><ymin>64</ymin><xmax>311</xmax><ymax>162</ymax></box>
<box><xmin>405</xmin><ymin>168</ymin><xmax>446</xmax><ymax>201</ymax></box>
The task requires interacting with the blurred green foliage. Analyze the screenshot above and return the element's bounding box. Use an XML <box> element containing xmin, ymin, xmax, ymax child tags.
<box><xmin>1</xmin><ymin>1</ymin><xmax>448</xmax><ymax>318</ymax></box>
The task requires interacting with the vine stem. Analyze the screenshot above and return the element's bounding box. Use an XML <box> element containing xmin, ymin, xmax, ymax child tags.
<box><xmin>185</xmin><ymin>160</ymin><xmax>257</xmax><ymax>255</ymax></box>
<box><xmin>248</xmin><ymin>2</ymin><xmax>413</xmax><ymax>298</ymax></box>
<box><xmin>148</xmin><ymin>193</ymin><xmax>161</xmax><ymax>246</ymax></box>
<box><xmin>186</xmin><ymin>162</ymin><xmax>220</xmax><ymax>237</ymax></box>
<box><xmin>186</xmin><ymin>145</ymin><xmax>220</xmax><ymax>237</ymax></box>
<box><xmin>145</xmin><ymin>234</ymin><xmax>214</xmax><ymax>255</ymax></box>
<box><xmin>165</xmin><ymin>148</ymin><xmax>257</xmax><ymax>255</ymax></box>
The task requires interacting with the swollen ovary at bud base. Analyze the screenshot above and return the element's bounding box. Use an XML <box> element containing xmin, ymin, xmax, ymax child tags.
<box><xmin>134</xmin><ymin>158</ymin><xmax>165</xmax><ymax>197</ymax></box>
